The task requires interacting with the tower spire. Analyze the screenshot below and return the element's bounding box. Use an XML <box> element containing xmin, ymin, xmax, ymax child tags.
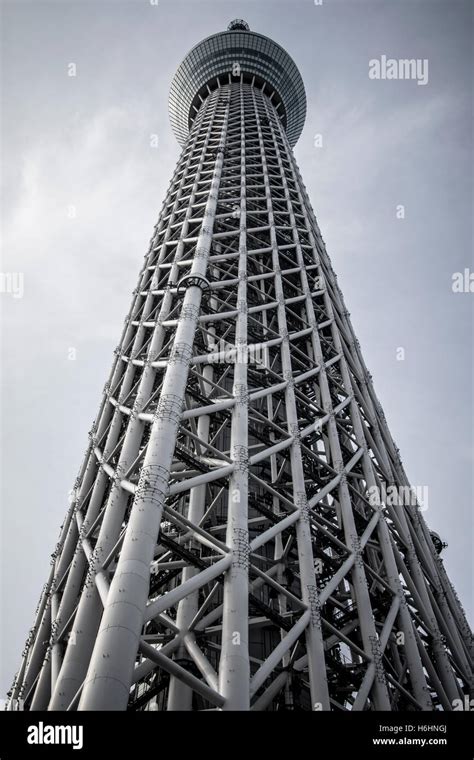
<box><xmin>227</xmin><ymin>19</ymin><xmax>251</xmax><ymax>31</ymax></box>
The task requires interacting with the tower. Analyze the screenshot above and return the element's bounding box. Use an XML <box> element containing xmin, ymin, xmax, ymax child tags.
<box><xmin>8</xmin><ymin>19</ymin><xmax>472</xmax><ymax>712</ymax></box>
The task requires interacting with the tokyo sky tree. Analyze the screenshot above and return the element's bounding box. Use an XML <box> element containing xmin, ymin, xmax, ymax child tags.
<box><xmin>9</xmin><ymin>19</ymin><xmax>472</xmax><ymax>713</ymax></box>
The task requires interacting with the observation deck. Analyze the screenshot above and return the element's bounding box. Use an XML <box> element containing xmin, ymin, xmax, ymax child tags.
<box><xmin>169</xmin><ymin>19</ymin><xmax>306</xmax><ymax>148</ymax></box>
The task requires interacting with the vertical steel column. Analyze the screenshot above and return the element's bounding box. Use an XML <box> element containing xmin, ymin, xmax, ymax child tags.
<box><xmin>254</xmin><ymin>89</ymin><xmax>331</xmax><ymax>711</ymax></box>
<box><xmin>218</xmin><ymin>82</ymin><xmax>251</xmax><ymax>710</ymax></box>
<box><xmin>166</xmin><ymin>238</ymin><xmax>221</xmax><ymax>708</ymax></box>
<box><xmin>78</xmin><ymin>95</ymin><xmax>230</xmax><ymax>710</ymax></box>
<box><xmin>271</xmin><ymin>114</ymin><xmax>391</xmax><ymax>711</ymax></box>
<box><xmin>165</xmin><ymin>364</ymin><xmax>213</xmax><ymax>710</ymax></box>
<box><xmin>48</xmin><ymin>98</ymin><xmax>216</xmax><ymax>711</ymax></box>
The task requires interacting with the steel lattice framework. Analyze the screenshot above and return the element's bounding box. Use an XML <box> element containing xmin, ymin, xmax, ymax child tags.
<box><xmin>8</xmin><ymin>20</ymin><xmax>472</xmax><ymax>713</ymax></box>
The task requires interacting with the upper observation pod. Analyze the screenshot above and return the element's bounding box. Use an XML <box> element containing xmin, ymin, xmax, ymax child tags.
<box><xmin>169</xmin><ymin>20</ymin><xmax>306</xmax><ymax>148</ymax></box>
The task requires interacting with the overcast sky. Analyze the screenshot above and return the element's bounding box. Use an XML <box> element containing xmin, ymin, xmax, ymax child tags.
<box><xmin>1</xmin><ymin>0</ymin><xmax>472</xmax><ymax>700</ymax></box>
